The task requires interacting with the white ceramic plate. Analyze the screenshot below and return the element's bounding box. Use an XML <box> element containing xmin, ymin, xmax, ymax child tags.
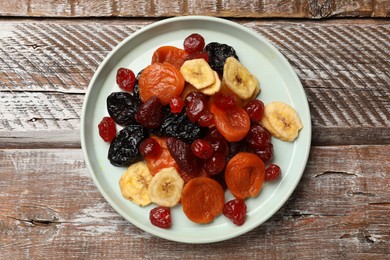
<box><xmin>81</xmin><ymin>16</ymin><xmax>311</xmax><ymax>243</ymax></box>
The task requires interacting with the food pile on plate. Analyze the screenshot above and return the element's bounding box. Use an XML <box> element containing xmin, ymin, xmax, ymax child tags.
<box><xmin>97</xmin><ymin>33</ymin><xmax>303</xmax><ymax>228</ymax></box>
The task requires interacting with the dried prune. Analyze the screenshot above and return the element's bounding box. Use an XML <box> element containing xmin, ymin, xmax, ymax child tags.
<box><xmin>107</xmin><ymin>92</ymin><xmax>140</xmax><ymax>126</ymax></box>
<box><xmin>108</xmin><ymin>124</ymin><xmax>147</xmax><ymax>166</ymax></box>
<box><xmin>152</xmin><ymin>106</ymin><xmax>207</xmax><ymax>143</ymax></box>
<box><xmin>204</xmin><ymin>42</ymin><xmax>239</xmax><ymax>73</ymax></box>
<box><xmin>166</xmin><ymin>137</ymin><xmax>200</xmax><ymax>174</ymax></box>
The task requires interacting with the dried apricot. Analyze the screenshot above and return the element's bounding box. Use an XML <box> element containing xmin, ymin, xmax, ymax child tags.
<box><xmin>209</xmin><ymin>102</ymin><xmax>250</xmax><ymax>142</ymax></box>
<box><xmin>152</xmin><ymin>46</ymin><xmax>189</xmax><ymax>69</ymax></box>
<box><xmin>225</xmin><ymin>152</ymin><xmax>265</xmax><ymax>199</ymax></box>
<box><xmin>181</xmin><ymin>177</ymin><xmax>224</xmax><ymax>224</ymax></box>
<box><xmin>139</xmin><ymin>62</ymin><xmax>185</xmax><ymax>105</ymax></box>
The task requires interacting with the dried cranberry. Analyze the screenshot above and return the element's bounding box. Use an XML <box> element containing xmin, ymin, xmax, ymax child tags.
<box><xmin>186</xmin><ymin>97</ymin><xmax>207</xmax><ymax>123</ymax></box>
<box><xmin>183</xmin><ymin>33</ymin><xmax>205</xmax><ymax>54</ymax></box>
<box><xmin>197</xmin><ymin>110</ymin><xmax>214</xmax><ymax>127</ymax></box>
<box><xmin>184</xmin><ymin>92</ymin><xmax>207</xmax><ymax>106</ymax></box>
<box><xmin>98</xmin><ymin>117</ymin><xmax>116</xmax><ymax>142</ymax></box>
<box><xmin>170</xmin><ymin>96</ymin><xmax>185</xmax><ymax>113</ymax></box>
<box><xmin>135</xmin><ymin>96</ymin><xmax>163</xmax><ymax>128</ymax></box>
<box><xmin>245</xmin><ymin>100</ymin><xmax>265</xmax><ymax>121</ymax></box>
<box><xmin>203</xmin><ymin>152</ymin><xmax>226</xmax><ymax>175</ymax></box>
<box><xmin>265</xmin><ymin>163</ymin><xmax>281</xmax><ymax>181</ymax></box>
<box><xmin>139</xmin><ymin>138</ymin><xmax>162</xmax><ymax>158</ymax></box>
<box><xmin>246</xmin><ymin>124</ymin><xmax>271</xmax><ymax>149</ymax></box>
<box><xmin>223</xmin><ymin>199</ymin><xmax>247</xmax><ymax>226</ymax></box>
<box><xmin>214</xmin><ymin>93</ymin><xmax>237</xmax><ymax>109</ymax></box>
<box><xmin>116</xmin><ymin>68</ymin><xmax>136</xmax><ymax>92</ymax></box>
<box><xmin>205</xmin><ymin>128</ymin><xmax>229</xmax><ymax>155</ymax></box>
<box><xmin>191</xmin><ymin>139</ymin><xmax>213</xmax><ymax>159</ymax></box>
<box><xmin>150</xmin><ymin>206</ymin><xmax>171</xmax><ymax>228</ymax></box>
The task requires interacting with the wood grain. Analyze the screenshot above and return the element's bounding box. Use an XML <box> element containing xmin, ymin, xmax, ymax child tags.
<box><xmin>0</xmin><ymin>0</ymin><xmax>389</xmax><ymax>18</ymax></box>
<box><xmin>0</xmin><ymin>19</ymin><xmax>389</xmax><ymax>147</ymax></box>
<box><xmin>0</xmin><ymin>145</ymin><xmax>389</xmax><ymax>258</ymax></box>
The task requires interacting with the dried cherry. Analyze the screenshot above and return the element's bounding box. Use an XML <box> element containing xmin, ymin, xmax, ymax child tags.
<box><xmin>246</xmin><ymin>124</ymin><xmax>271</xmax><ymax>149</ymax></box>
<box><xmin>108</xmin><ymin>124</ymin><xmax>146</xmax><ymax>166</ymax></box>
<box><xmin>223</xmin><ymin>199</ymin><xmax>247</xmax><ymax>226</ymax></box>
<box><xmin>191</xmin><ymin>139</ymin><xmax>213</xmax><ymax>159</ymax></box>
<box><xmin>265</xmin><ymin>163</ymin><xmax>281</xmax><ymax>181</ymax></box>
<box><xmin>139</xmin><ymin>138</ymin><xmax>162</xmax><ymax>158</ymax></box>
<box><xmin>183</xmin><ymin>33</ymin><xmax>205</xmax><ymax>54</ymax></box>
<box><xmin>203</xmin><ymin>152</ymin><xmax>226</xmax><ymax>175</ymax></box>
<box><xmin>116</xmin><ymin>68</ymin><xmax>136</xmax><ymax>92</ymax></box>
<box><xmin>169</xmin><ymin>96</ymin><xmax>185</xmax><ymax>113</ymax></box>
<box><xmin>98</xmin><ymin>117</ymin><xmax>117</xmax><ymax>142</ymax></box>
<box><xmin>244</xmin><ymin>99</ymin><xmax>265</xmax><ymax>121</ymax></box>
<box><xmin>150</xmin><ymin>206</ymin><xmax>171</xmax><ymax>228</ymax></box>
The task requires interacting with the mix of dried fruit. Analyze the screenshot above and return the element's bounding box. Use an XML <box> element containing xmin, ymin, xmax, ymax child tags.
<box><xmin>98</xmin><ymin>33</ymin><xmax>303</xmax><ymax>228</ymax></box>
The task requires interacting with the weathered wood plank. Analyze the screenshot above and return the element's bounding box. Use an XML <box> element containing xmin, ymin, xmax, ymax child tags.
<box><xmin>0</xmin><ymin>145</ymin><xmax>389</xmax><ymax>258</ymax></box>
<box><xmin>0</xmin><ymin>0</ymin><xmax>389</xmax><ymax>18</ymax></box>
<box><xmin>0</xmin><ymin>19</ymin><xmax>389</xmax><ymax>146</ymax></box>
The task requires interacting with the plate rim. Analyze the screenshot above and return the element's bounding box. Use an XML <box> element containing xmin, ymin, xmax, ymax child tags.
<box><xmin>81</xmin><ymin>15</ymin><xmax>312</xmax><ymax>243</ymax></box>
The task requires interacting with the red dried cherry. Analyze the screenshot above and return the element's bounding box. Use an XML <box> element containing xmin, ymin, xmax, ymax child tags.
<box><xmin>253</xmin><ymin>142</ymin><xmax>273</xmax><ymax>163</ymax></box>
<box><xmin>197</xmin><ymin>110</ymin><xmax>214</xmax><ymax>127</ymax></box>
<box><xmin>265</xmin><ymin>163</ymin><xmax>281</xmax><ymax>181</ymax></box>
<box><xmin>149</xmin><ymin>206</ymin><xmax>171</xmax><ymax>228</ymax></box>
<box><xmin>139</xmin><ymin>138</ymin><xmax>162</xmax><ymax>158</ymax></box>
<box><xmin>223</xmin><ymin>199</ymin><xmax>247</xmax><ymax>226</ymax></box>
<box><xmin>183</xmin><ymin>33</ymin><xmax>205</xmax><ymax>54</ymax></box>
<box><xmin>184</xmin><ymin>92</ymin><xmax>208</xmax><ymax>106</ymax></box>
<box><xmin>191</xmin><ymin>139</ymin><xmax>213</xmax><ymax>159</ymax></box>
<box><xmin>116</xmin><ymin>68</ymin><xmax>136</xmax><ymax>92</ymax></box>
<box><xmin>186</xmin><ymin>97</ymin><xmax>207</xmax><ymax>123</ymax></box>
<box><xmin>170</xmin><ymin>96</ymin><xmax>185</xmax><ymax>113</ymax></box>
<box><xmin>246</xmin><ymin>124</ymin><xmax>271</xmax><ymax>149</ymax></box>
<box><xmin>244</xmin><ymin>99</ymin><xmax>265</xmax><ymax>121</ymax></box>
<box><xmin>98</xmin><ymin>117</ymin><xmax>117</xmax><ymax>142</ymax></box>
<box><xmin>203</xmin><ymin>152</ymin><xmax>226</xmax><ymax>175</ymax></box>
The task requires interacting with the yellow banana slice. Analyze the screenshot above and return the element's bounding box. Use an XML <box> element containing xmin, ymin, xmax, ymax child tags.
<box><xmin>261</xmin><ymin>101</ymin><xmax>303</xmax><ymax>142</ymax></box>
<box><xmin>148</xmin><ymin>167</ymin><xmax>184</xmax><ymax>207</ymax></box>
<box><xmin>180</xmin><ymin>58</ymin><xmax>215</xmax><ymax>89</ymax></box>
<box><xmin>200</xmin><ymin>70</ymin><xmax>222</xmax><ymax>96</ymax></box>
<box><xmin>223</xmin><ymin>57</ymin><xmax>260</xmax><ymax>100</ymax></box>
<box><xmin>119</xmin><ymin>161</ymin><xmax>153</xmax><ymax>207</ymax></box>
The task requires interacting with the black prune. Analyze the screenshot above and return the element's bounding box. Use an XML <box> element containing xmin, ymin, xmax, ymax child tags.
<box><xmin>204</xmin><ymin>42</ymin><xmax>239</xmax><ymax>73</ymax></box>
<box><xmin>151</xmin><ymin>106</ymin><xmax>207</xmax><ymax>143</ymax></box>
<box><xmin>107</xmin><ymin>92</ymin><xmax>139</xmax><ymax>126</ymax></box>
<box><xmin>108</xmin><ymin>124</ymin><xmax>147</xmax><ymax>166</ymax></box>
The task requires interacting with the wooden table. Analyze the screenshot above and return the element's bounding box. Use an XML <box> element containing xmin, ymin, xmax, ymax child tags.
<box><xmin>1</xmin><ymin>1</ymin><xmax>389</xmax><ymax>259</ymax></box>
